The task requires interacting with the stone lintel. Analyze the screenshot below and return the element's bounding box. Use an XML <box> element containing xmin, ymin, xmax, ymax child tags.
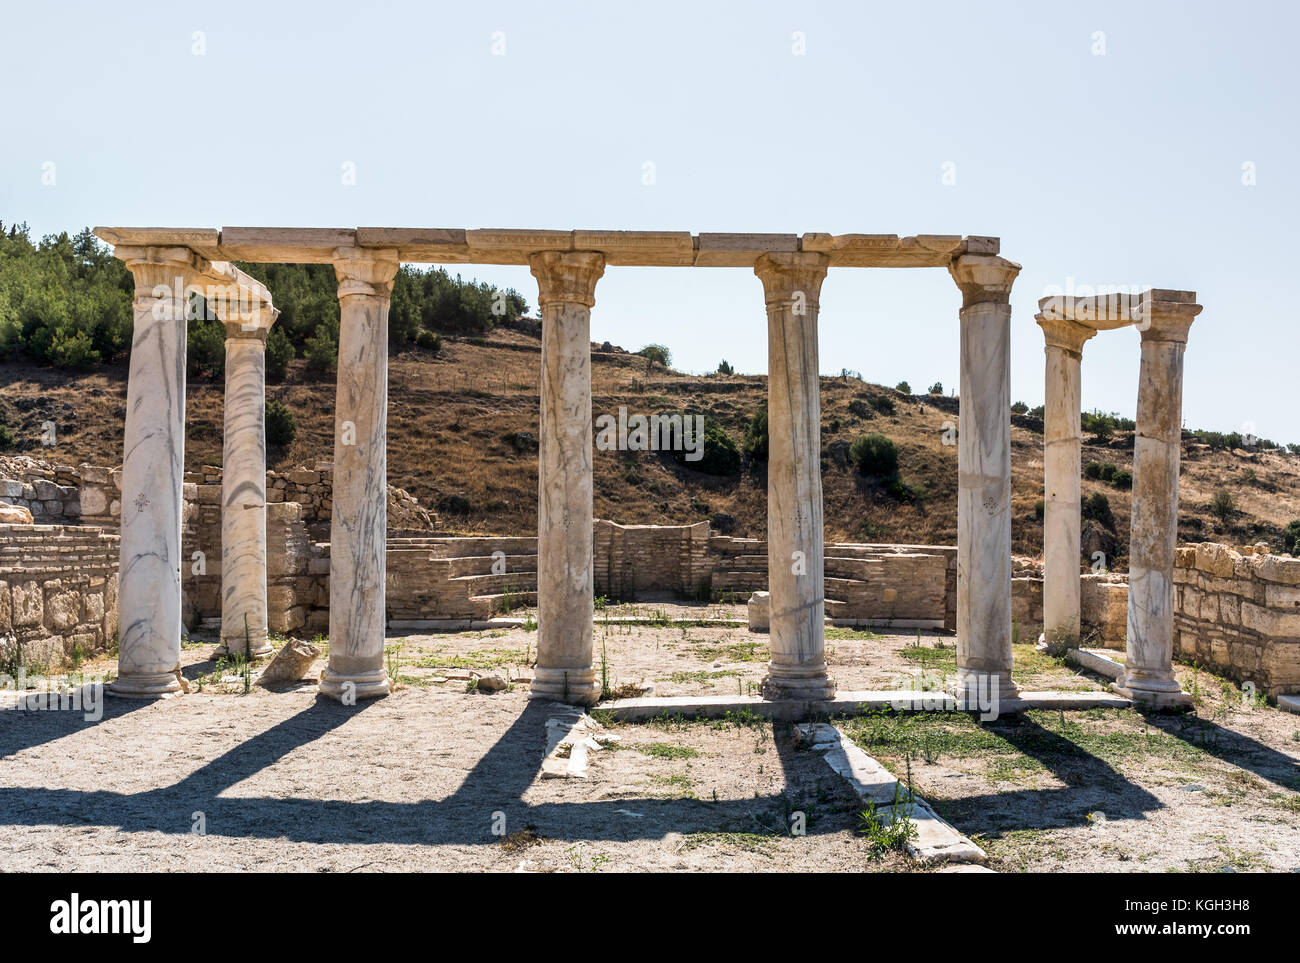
<box><xmin>1038</xmin><ymin>288</ymin><xmax>1201</xmax><ymax>334</ymax></box>
<box><xmin>357</xmin><ymin>227</ymin><xmax>470</xmax><ymax>262</ymax></box>
<box><xmin>573</xmin><ymin>230</ymin><xmax>695</xmax><ymax>266</ymax></box>
<box><xmin>695</xmin><ymin>233</ymin><xmax>799</xmax><ymax>266</ymax></box>
<box><xmin>799</xmin><ymin>234</ymin><xmax>996</xmax><ymax>267</ymax></box>
<box><xmin>218</xmin><ymin>227</ymin><xmax>358</xmax><ymax>263</ymax></box>
<box><xmin>94</xmin><ymin>227</ymin><xmax>223</xmax><ymax>260</ymax></box>
<box><xmin>466</xmin><ymin>229</ymin><xmax>573</xmax><ymax>264</ymax></box>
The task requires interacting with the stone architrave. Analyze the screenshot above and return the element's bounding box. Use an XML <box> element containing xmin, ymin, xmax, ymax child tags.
<box><xmin>108</xmin><ymin>247</ymin><xmax>197</xmax><ymax>698</ymax></box>
<box><xmin>527</xmin><ymin>251</ymin><xmax>605</xmax><ymax>706</ymax></box>
<box><xmin>1037</xmin><ymin>315</ymin><xmax>1096</xmax><ymax>647</ymax></box>
<box><xmin>756</xmin><ymin>252</ymin><xmax>835</xmax><ymax>700</ymax></box>
<box><xmin>1115</xmin><ymin>291</ymin><xmax>1202</xmax><ymax>708</ymax></box>
<box><xmin>949</xmin><ymin>255</ymin><xmax>1021</xmax><ymax>703</ymax></box>
<box><xmin>320</xmin><ymin>248</ymin><xmax>399</xmax><ymax>702</ymax></box>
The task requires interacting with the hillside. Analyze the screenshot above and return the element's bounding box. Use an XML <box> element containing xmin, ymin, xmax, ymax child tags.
<box><xmin>2</xmin><ymin>325</ymin><xmax>1299</xmax><ymax>568</ymax></box>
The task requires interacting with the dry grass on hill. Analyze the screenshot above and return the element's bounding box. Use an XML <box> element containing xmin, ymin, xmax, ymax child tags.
<box><xmin>2</xmin><ymin>325</ymin><xmax>1299</xmax><ymax>564</ymax></box>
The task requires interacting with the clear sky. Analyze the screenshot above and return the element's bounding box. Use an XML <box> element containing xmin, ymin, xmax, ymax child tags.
<box><xmin>3</xmin><ymin>0</ymin><xmax>1296</xmax><ymax>442</ymax></box>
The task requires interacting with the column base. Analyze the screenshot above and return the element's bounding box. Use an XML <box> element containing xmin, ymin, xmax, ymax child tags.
<box><xmin>107</xmin><ymin>671</ymin><xmax>183</xmax><ymax>699</ymax></box>
<box><xmin>319</xmin><ymin>666</ymin><xmax>391</xmax><ymax>702</ymax></box>
<box><xmin>953</xmin><ymin>667</ymin><xmax>1020</xmax><ymax>709</ymax></box>
<box><xmin>1113</xmin><ymin>670</ymin><xmax>1192</xmax><ymax>710</ymax></box>
<box><xmin>214</xmin><ymin>634</ymin><xmax>274</xmax><ymax>659</ymax></box>
<box><xmin>528</xmin><ymin>666</ymin><xmax>601</xmax><ymax>706</ymax></box>
<box><xmin>760</xmin><ymin>663</ymin><xmax>835</xmax><ymax>701</ymax></box>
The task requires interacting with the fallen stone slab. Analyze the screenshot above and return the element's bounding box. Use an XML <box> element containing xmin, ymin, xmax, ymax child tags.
<box><xmin>1279</xmin><ymin>694</ymin><xmax>1300</xmax><ymax>715</ymax></box>
<box><xmin>795</xmin><ymin>722</ymin><xmax>987</xmax><ymax>865</ymax></box>
<box><xmin>258</xmin><ymin>638</ymin><xmax>322</xmax><ymax>685</ymax></box>
<box><xmin>1067</xmin><ymin>647</ymin><xmax>1125</xmax><ymax>680</ymax></box>
<box><xmin>541</xmin><ymin>705</ymin><xmax>617</xmax><ymax>779</ymax></box>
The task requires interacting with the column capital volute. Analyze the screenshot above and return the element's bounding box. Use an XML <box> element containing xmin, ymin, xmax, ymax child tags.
<box><xmin>949</xmin><ymin>254</ymin><xmax>1021</xmax><ymax>308</ymax></box>
<box><xmin>753</xmin><ymin>251</ymin><xmax>829</xmax><ymax>306</ymax></box>
<box><xmin>334</xmin><ymin>247</ymin><xmax>399</xmax><ymax>299</ymax></box>
<box><xmin>1036</xmin><ymin>315</ymin><xmax>1097</xmax><ymax>356</ymax></box>
<box><xmin>1135</xmin><ymin>291</ymin><xmax>1202</xmax><ymax>344</ymax></box>
<box><xmin>528</xmin><ymin>250</ymin><xmax>606</xmax><ymax>307</ymax></box>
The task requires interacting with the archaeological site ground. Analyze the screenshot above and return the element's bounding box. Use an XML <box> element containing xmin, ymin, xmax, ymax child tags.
<box><xmin>0</xmin><ymin>0</ymin><xmax>1294</xmax><ymax>944</ymax></box>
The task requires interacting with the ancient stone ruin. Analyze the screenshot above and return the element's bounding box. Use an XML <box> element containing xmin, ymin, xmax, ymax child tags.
<box><xmin>1</xmin><ymin>225</ymin><xmax>1294</xmax><ymax>716</ymax></box>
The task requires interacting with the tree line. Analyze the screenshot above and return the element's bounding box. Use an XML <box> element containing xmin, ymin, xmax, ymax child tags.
<box><xmin>0</xmin><ymin>221</ymin><xmax>531</xmax><ymax>381</ymax></box>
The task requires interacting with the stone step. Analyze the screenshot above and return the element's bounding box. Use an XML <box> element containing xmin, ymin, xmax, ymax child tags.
<box><xmin>445</xmin><ymin>554</ymin><xmax>539</xmax><ymax>577</ymax></box>
<box><xmin>468</xmin><ymin>590</ymin><xmax>538</xmax><ymax>616</ymax></box>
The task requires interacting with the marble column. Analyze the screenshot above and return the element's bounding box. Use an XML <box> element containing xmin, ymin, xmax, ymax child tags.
<box><xmin>528</xmin><ymin>251</ymin><xmax>604</xmax><ymax>706</ymax></box>
<box><xmin>949</xmin><ymin>255</ymin><xmax>1021</xmax><ymax>702</ymax></box>
<box><xmin>1116</xmin><ymin>291</ymin><xmax>1201</xmax><ymax>709</ymax></box>
<box><xmin>216</xmin><ymin>319</ymin><xmax>275</xmax><ymax>658</ymax></box>
<box><xmin>1037</xmin><ymin>316</ymin><xmax>1096</xmax><ymax>648</ymax></box>
<box><xmin>108</xmin><ymin>247</ymin><xmax>196</xmax><ymax>698</ymax></box>
<box><xmin>321</xmin><ymin>248</ymin><xmax>399</xmax><ymax>702</ymax></box>
<box><xmin>757</xmin><ymin>252</ymin><xmax>834</xmax><ymax>700</ymax></box>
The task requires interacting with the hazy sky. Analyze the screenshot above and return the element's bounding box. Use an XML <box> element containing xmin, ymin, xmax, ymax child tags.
<box><xmin>3</xmin><ymin>0</ymin><xmax>1296</xmax><ymax>442</ymax></box>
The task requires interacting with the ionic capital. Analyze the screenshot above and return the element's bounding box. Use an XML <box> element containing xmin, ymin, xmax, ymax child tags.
<box><xmin>1036</xmin><ymin>315</ymin><xmax>1097</xmax><ymax>356</ymax></box>
<box><xmin>334</xmin><ymin>247</ymin><xmax>399</xmax><ymax>300</ymax></box>
<box><xmin>529</xmin><ymin>251</ymin><xmax>605</xmax><ymax>307</ymax></box>
<box><xmin>754</xmin><ymin>252</ymin><xmax>829</xmax><ymax>307</ymax></box>
<box><xmin>113</xmin><ymin>245</ymin><xmax>203</xmax><ymax>302</ymax></box>
<box><xmin>949</xmin><ymin>254</ymin><xmax>1021</xmax><ymax>308</ymax></box>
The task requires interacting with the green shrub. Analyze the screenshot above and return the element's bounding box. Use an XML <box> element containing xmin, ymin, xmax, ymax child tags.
<box><xmin>187</xmin><ymin>316</ymin><xmax>226</xmax><ymax>379</ymax></box>
<box><xmin>638</xmin><ymin>343</ymin><xmax>672</xmax><ymax>368</ymax></box>
<box><xmin>886</xmin><ymin>478</ymin><xmax>923</xmax><ymax>503</ymax></box>
<box><xmin>1010</xmin><ymin>401</ymin><xmax>1029</xmax><ymax>415</ymax></box>
<box><xmin>1033</xmin><ymin>500</ymin><xmax>1044</xmax><ymax>522</ymax></box>
<box><xmin>265</xmin><ymin>399</ymin><xmax>296</xmax><ymax>447</ymax></box>
<box><xmin>415</xmin><ymin>330</ymin><xmax>442</xmax><ymax>354</ymax></box>
<box><xmin>265</xmin><ymin>326</ymin><xmax>294</xmax><ymax>382</ymax></box>
<box><xmin>1111</xmin><ymin>469</ymin><xmax>1132</xmax><ymax>490</ymax></box>
<box><xmin>1084</xmin><ymin>461</ymin><xmax>1117</xmax><ymax>481</ymax></box>
<box><xmin>675</xmin><ymin>421</ymin><xmax>740</xmax><ymax>476</ymax></box>
<box><xmin>303</xmin><ymin>325</ymin><xmax>338</xmax><ymax>374</ymax></box>
<box><xmin>895</xmin><ymin>381</ymin><xmax>911</xmax><ymax>395</ymax></box>
<box><xmin>928</xmin><ymin>382</ymin><xmax>943</xmax><ymax>395</ymax></box>
<box><xmin>850</xmin><ymin>433</ymin><xmax>899</xmax><ymax>477</ymax></box>
<box><xmin>1283</xmin><ymin>520</ymin><xmax>1300</xmax><ymax>555</ymax></box>
<box><xmin>1081</xmin><ymin>492</ymin><xmax>1114</xmax><ymax>529</ymax></box>
<box><xmin>1209</xmin><ymin>489</ymin><xmax>1235</xmax><ymax>523</ymax></box>
<box><xmin>871</xmin><ymin>395</ymin><xmax>895</xmax><ymax>416</ymax></box>
<box><xmin>0</xmin><ymin>425</ymin><xmax>13</xmax><ymax>450</ymax></box>
<box><xmin>743</xmin><ymin>406</ymin><xmax>768</xmax><ymax>461</ymax></box>
<box><xmin>717</xmin><ymin>359</ymin><xmax>734</xmax><ymax>375</ymax></box>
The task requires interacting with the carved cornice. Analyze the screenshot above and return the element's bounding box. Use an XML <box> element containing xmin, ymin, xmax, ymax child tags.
<box><xmin>949</xmin><ymin>254</ymin><xmax>1021</xmax><ymax>308</ymax></box>
<box><xmin>754</xmin><ymin>252</ymin><xmax>829</xmax><ymax>307</ymax></box>
<box><xmin>528</xmin><ymin>251</ymin><xmax>606</xmax><ymax>307</ymax></box>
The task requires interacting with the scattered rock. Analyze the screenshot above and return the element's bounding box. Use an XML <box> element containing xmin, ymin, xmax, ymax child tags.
<box><xmin>258</xmin><ymin>638</ymin><xmax>321</xmax><ymax>685</ymax></box>
<box><xmin>0</xmin><ymin>502</ymin><xmax>33</xmax><ymax>525</ymax></box>
<box><xmin>471</xmin><ymin>672</ymin><xmax>508</xmax><ymax>693</ymax></box>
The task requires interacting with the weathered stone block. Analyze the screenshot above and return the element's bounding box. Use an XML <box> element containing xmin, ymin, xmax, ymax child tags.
<box><xmin>11</xmin><ymin>581</ymin><xmax>42</xmax><ymax>627</ymax></box>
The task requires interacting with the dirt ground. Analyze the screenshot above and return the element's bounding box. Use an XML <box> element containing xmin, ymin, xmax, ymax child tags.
<box><xmin>2</xmin><ymin>607</ymin><xmax>1298</xmax><ymax>872</ymax></box>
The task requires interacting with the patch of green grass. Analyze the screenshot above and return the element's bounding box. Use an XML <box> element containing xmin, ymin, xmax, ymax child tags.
<box><xmin>825</xmin><ymin>627</ymin><xmax>883</xmax><ymax>641</ymax></box>
<box><xmin>662</xmin><ymin>669</ymin><xmax>741</xmax><ymax>684</ymax></box>
<box><xmin>634</xmin><ymin>742</ymin><xmax>700</xmax><ymax>760</ymax></box>
<box><xmin>680</xmin><ymin>831</ymin><xmax>777</xmax><ymax>854</ymax></box>
<box><xmin>693</xmin><ymin>641</ymin><xmax>764</xmax><ymax>663</ymax></box>
<box><xmin>650</xmin><ymin>773</ymin><xmax>696</xmax><ymax>797</ymax></box>
<box><xmin>415</xmin><ymin>647</ymin><xmax>525</xmax><ymax>670</ymax></box>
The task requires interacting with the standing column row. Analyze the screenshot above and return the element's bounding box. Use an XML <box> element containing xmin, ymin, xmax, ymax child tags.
<box><xmin>1036</xmin><ymin>315</ymin><xmax>1096</xmax><ymax>648</ymax></box>
<box><xmin>758</xmin><ymin>252</ymin><xmax>834</xmax><ymax>700</ymax></box>
<box><xmin>1117</xmin><ymin>292</ymin><xmax>1201</xmax><ymax>708</ymax></box>
<box><xmin>949</xmin><ymin>255</ymin><xmax>1022</xmax><ymax>702</ymax></box>
<box><xmin>108</xmin><ymin>247</ymin><xmax>199</xmax><ymax>697</ymax></box>
<box><xmin>527</xmin><ymin>251</ymin><xmax>604</xmax><ymax>706</ymax></box>
<box><xmin>216</xmin><ymin>303</ymin><xmax>277</xmax><ymax>659</ymax></box>
<box><xmin>321</xmin><ymin>248</ymin><xmax>400</xmax><ymax>702</ymax></box>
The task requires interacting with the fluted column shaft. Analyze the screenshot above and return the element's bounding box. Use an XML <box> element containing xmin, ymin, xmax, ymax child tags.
<box><xmin>757</xmin><ymin>252</ymin><xmax>834</xmax><ymax>700</ymax></box>
<box><xmin>109</xmin><ymin>247</ymin><xmax>195</xmax><ymax>698</ymax></box>
<box><xmin>321</xmin><ymin>248</ymin><xmax>399</xmax><ymax>702</ymax></box>
<box><xmin>528</xmin><ymin>251</ymin><xmax>604</xmax><ymax>706</ymax></box>
<box><xmin>218</xmin><ymin>327</ymin><xmax>272</xmax><ymax>657</ymax></box>
<box><xmin>1118</xmin><ymin>293</ymin><xmax>1202</xmax><ymax>708</ymax></box>
<box><xmin>1038</xmin><ymin>318</ymin><xmax>1096</xmax><ymax>647</ymax></box>
<box><xmin>950</xmin><ymin>255</ymin><xmax>1021</xmax><ymax>700</ymax></box>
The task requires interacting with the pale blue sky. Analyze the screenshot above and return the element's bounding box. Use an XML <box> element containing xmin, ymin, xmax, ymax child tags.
<box><xmin>4</xmin><ymin>0</ymin><xmax>1296</xmax><ymax>441</ymax></box>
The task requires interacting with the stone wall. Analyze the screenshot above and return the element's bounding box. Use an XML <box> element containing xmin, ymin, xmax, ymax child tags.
<box><xmin>1173</xmin><ymin>542</ymin><xmax>1300</xmax><ymax>696</ymax></box>
<box><xmin>0</xmin><ymin>456</ymin><xmax>84</xmax><ymax>524</ymax></box>
<box><xmin>0</xmin><ymin>522</ymin><xmax>119</xmax><ymax>670</ymax></box>
<box><xmin>1010</xmin><ymin>558</ymin><xmax>1129</xmax><ymax>648</ymax></box>
<box><xmin>594</xmin><ymin>519</ymin><xmax>711</xmax><ymax>600</ymax></box>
